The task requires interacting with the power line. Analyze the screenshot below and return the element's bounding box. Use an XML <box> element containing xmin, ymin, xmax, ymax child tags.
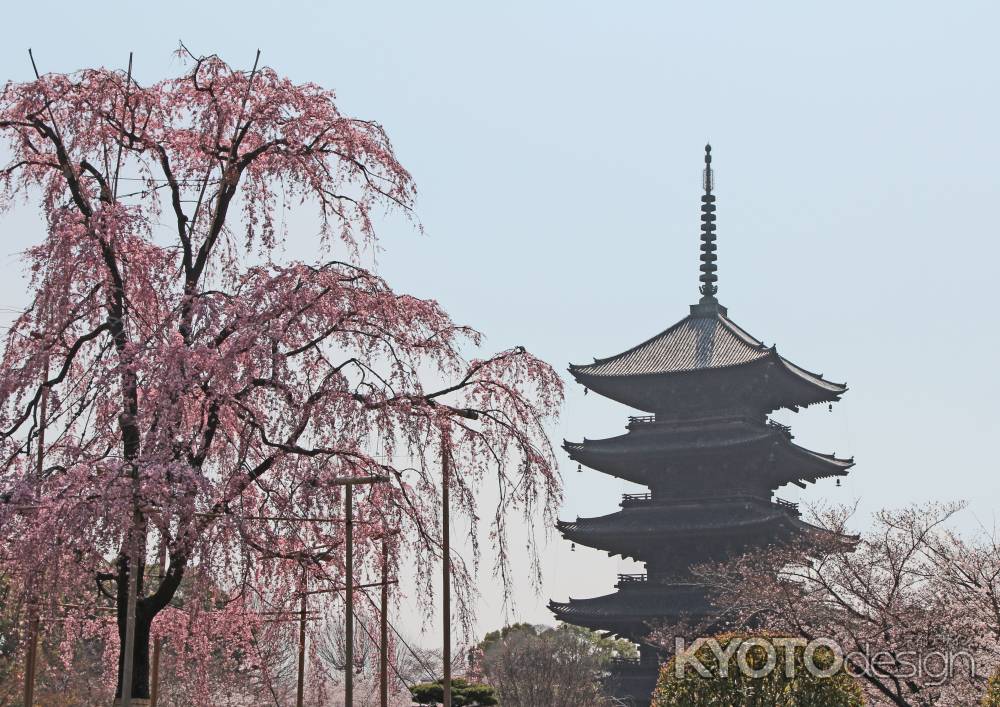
<box><xmin>352</xmin><ymin>609</ymin><xmax>421</xmax><ymax>692</ymax></box>
<box><xmin>356</xmin><ymin>585</ymin><xmax>437</xmax><ymax>682</ymax></box>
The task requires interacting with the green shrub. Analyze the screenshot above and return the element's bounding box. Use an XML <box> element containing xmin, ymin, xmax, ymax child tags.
<box><xmin>409</xmin><ymin>677</ymin><xmax>498</xmax><ymax>706</ymax></box>
<box><xmin>652</xmin><ymin>632</ymin><xmax>864</xmax><ymax>707</ymax></box>
<box><xmin>983</xmin><ymin>671</ymin><xmax>1000</xmax><ymax>706</ymax></box>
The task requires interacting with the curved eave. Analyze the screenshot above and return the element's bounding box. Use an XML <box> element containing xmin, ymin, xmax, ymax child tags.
<box><xmin>791</xmin><ymin>519</ymin><xmax>861</xmax><ymax>550</ymax></box>
<box><xmin>787</xmin><ymin>515</ymin><xmax>832</xmax><ymax>536</ymax></box>
<box><xmin>557</xmin><ymin>512</ymin><xmax>791</xmax><ymax>540</ymax></box>
<box><xmin>571</xmin><ymin>353</ymin><xmax>846</xmax><ymax>412</ymax></box>
<box><xmin>547</xmin><ymin>602</ymin><xmax>686</xmax><ymax>628</ymax></box>
<box><xmin>789</xmin><ymin>442</ymin><xmax>855</xmax><ymax>476</ymax></box>
<box><xmin>548</xmin><ymin>599</ymin><xmax>650</xmax><ymax>626</ymax></box>
<box><xmin>563</xmin><ymin>426</ymin><xmax>773</xmax><ymax>460</ymax></box>
<box><xmin>548</xmin><ymin>603</ymin><xmax>642</xmax><ymax>636</ymax></box>
<box><xmin>564</xmin><ymin>434</ymin><xmax>854</xmax><ymax>483</ymax></box>
<box><xmin>555</xmin><ymin>505</ymin><xmax>802</xmax><ymax>555</ymax></box>
<box><xmin>548</xmin><ymin>585</ymin><xmax>712</xmax><ymax>628</ymax></box>
<box><xmin>771</xmin><ymin>349</ymin><xmax>848</xmax><ymax>401</ymax></box>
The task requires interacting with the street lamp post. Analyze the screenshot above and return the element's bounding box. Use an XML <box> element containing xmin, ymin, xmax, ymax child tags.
<box><xmin>441</xmin><ymin>444</ymin><xmax>451</xmax><ymax>707</ymax></box>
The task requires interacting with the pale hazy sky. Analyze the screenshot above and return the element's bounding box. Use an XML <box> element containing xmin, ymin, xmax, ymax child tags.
<box><xmin>2</xmin><ymin>1</ymin><xmax>999</xmax><ymax>647</ymax></box>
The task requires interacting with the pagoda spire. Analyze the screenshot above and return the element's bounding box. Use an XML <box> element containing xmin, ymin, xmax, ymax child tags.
<box><xmin>698</xmin><ymin>143</ymin><xmax>719</xmax><ymax>305</ymax></box>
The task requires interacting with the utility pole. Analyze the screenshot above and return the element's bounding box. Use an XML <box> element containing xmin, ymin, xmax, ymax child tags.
<box><xmin>296</xmin><ymin>569</ymin><xmax>308</xmax><ymax>707</ymax></box>
<box><xmin>441</xmin><ymin>443</ymin><xmax>451</xmax><ymax>707</ymax></box>
<box><xmin>344</xmin><ymin>475</ymin><xmax>394</xmax><ymax>707</ymax></box>
<box><xmin>380</xmin><ymin>536</ymin><xmax>389</xmax><ymax>707</ymax></box>
<box><xmin>116</xmin><ymin>53</ymin><xmax>138</xmax><ymax>707</ymax></box>
<box><xmin>286</xmin><ymin>475</ymin><xmax>386</xmax><ymax>707</ymax></box>
<box><xmin>22</xmin><ymin>360</ymin><xmax>47</xmax><ymax>707</ymax></box>
<box><xmin>149</xmin><ymin>543</ymin><xmax>167</xmax><ymax>707</ymax></box>
<box><xmin>288</xmin><ymin>579</ymin><xmax>395</xmax><ymax>707</ymax></box>
<box><xmin>120</xmin><ymin>502</ymin><xmax>140</xmax><ymax>707</ymax></box>
<box><xmin>345</xmin><ymin>482</ymin><xmax>354</xmax><ymax>707</ymax></box>
<box><xmin>22</xmin><ymin>608</ymin><xmax>39</xmax><ymax>707</ymax></box>
<box><xmin>22</xmin><ymin>51</ymin><xmax>48</xmax><ymax>707</ymax></box>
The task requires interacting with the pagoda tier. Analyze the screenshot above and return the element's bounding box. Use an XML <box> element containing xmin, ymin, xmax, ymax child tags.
<box><xmin>549</xmin><ymin>581</ymin><xmax>712</xmax><ymax>637</ymax></box>
<box><xmin>557</xmin><ymin>495</ymin><xmax>825</xmax><ymax>563</ymax></box>
<box><xmin>569</xmin><ymin>305</ymin><xmax>846</xmax><ymax>417</ymax></box>
<box><xmin>564</xmin><ymin>416</ymin><xmax>853</xmax><ymax>491</ymax></box>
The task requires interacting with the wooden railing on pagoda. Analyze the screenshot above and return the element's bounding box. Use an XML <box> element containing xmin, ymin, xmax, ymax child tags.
<box><xmin>773</xmin><ymin>497</ymin><xmax>800</xmax><ymax>515</ymax></box>
<box><xmin>627</xmin><ymin>414</ymin><xmax>799</xmax><ymax>438</ymax></box>
<box><xmin>619</xmin><ymin>491</ymin><xmax>800</xmax><ymax>515</ymax></box>
<box><xmin>616</xmin><ymin>573</ymin><xmax>648</xmax><ymax>585</ymax></box>
<box><xmin>766</xmin><ymin>418</ymin><xmax>794</xmax><ymax>439</ymax></box>
<box><xmin>620</xmin><ymin>492</ymin><xmax>653</xmax><ymax>507</ymax></box>
<box><xmin>608</xmin><ymin>656</ymin><xmax>645</xmax><ymax>671</ymax></box>
<box><xmin>627</xmin><ymin>414</ymin><xmax>657</xmax><ymax>427</ymax></box>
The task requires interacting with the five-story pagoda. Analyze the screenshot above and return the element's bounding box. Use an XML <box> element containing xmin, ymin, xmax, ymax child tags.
<box><xmin>549</xmin><ymin>145</ymin><xmax>853</xmax><ymax>702</ymax></box>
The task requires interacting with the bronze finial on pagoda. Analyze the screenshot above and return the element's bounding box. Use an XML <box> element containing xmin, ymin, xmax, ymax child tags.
<box><xmin>698</xmin><ymin>143</ymin><xmax>719</xmax><ymax>304</ymax></box>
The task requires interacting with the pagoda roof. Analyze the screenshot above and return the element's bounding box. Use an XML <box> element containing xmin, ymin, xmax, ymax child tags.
<box><xmin>559</xmin><ymin>496</ymin><xmax>803</xmax><ymax>537</ymax></box>
<box><xmin>548</xmin><ymin>583</ymin><xmax>711</xmax><ymax>629</ymax></box>
<box><xmin>569</xmin><ymin>302</ymin><xmax>847</xmax><ymax>411</ymax></box>
<box><xmin>569</xmin><ymin>308</ymin><xmax>845</xmax><ymax>401</ymax></box>
<box><xmin>557</xmin><ymin>496</ymin><xmax>825</xmax><ymax>558</ymax></box>
<box><xmin>563</xmin><ymin>419</ymin><xmax>853</xmax><ymax>486</ymax></box>
<box><xmin>571</xmin><ymin>310</ymin><xmax>766</xmax><ymax>377</ymax></box>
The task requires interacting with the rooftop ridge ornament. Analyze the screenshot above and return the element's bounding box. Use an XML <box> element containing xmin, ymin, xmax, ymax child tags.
<box><xmin>692</xmin><ymin>143</ymin><xmax>724</xmax><ymax>317</ymax></box>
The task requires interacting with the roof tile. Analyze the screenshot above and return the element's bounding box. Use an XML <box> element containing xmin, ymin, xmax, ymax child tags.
<box><xmin>572</xmin><ymin>313</ymin><xmax>768</xmax><ymax>377</ymax></box>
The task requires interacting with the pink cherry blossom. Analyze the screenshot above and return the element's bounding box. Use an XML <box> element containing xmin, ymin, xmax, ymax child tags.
<box><xmin>0</xmin><ymin>47</ymin><xmax>563</xmax><ymax>702</ymax></box>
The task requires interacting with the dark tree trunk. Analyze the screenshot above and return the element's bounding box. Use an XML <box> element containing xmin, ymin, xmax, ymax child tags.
<box><xmin>112</xmin><ymin>546</ymin><xmax>187</xmax><ymax>700</ymax></box>
<box><xmin>115</xmin><ymin>553</ymin><xmax>153</xmax><ymax>699</ymax></box>
<box><xmin>116</xmin><ymin>608</ymin><xmax>153</xmax><ymax>699</ymax></box>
